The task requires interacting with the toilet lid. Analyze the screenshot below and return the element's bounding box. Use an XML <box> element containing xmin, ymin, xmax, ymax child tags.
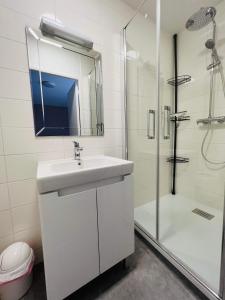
<box><xmin>0</xmin><ymin>242</ymin><xmax>32</xmax><ymax>272</ymax></box>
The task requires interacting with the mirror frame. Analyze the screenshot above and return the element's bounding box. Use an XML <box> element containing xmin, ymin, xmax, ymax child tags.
<box><xmin>25</xmin><ymin>26</ymin><xmax>104</xmax><ymax>137</ymax></box>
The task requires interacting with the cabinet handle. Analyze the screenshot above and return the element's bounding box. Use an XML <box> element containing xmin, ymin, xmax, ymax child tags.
<box><xmin>147</xmin><ymin>109</ymin><xmax>155</xmax><ymax>139</ymax></box>
<box><xmin>163</xmin><ymin>105</ymin><xmax>170</xmax><ymax>139</ymax></box>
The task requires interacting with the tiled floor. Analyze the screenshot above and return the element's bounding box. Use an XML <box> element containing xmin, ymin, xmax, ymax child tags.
<box><xmin>23</xmin><ymin>234</ymin><xmax>208</xmax><ymax>300</ymax></box>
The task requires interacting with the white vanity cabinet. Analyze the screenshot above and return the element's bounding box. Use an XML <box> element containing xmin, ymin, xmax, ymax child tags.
<box><xmin>39</xmin><ymin>189</ymin><xmax>100</xmax><ymax>300</ymax></box>
<box><xmin>38</xmin><ymin>174</ymin><xmax>134</xmax><ymax>300</ymax></box>
<box><xmin>97</xmin><ymin>175</ymin><xmax>134</xmax><ymax>273</ymax></box>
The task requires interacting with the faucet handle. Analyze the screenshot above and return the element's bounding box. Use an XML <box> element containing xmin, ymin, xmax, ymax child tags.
<box><xmin>73</xmin><ymin>141</ymin><xmax>83</xmax><ymax>150</ymax></box>
<box><xmin>73</xmin><ymin>141</ymin><xmax>79</xmax><ymax>148</ymax></box>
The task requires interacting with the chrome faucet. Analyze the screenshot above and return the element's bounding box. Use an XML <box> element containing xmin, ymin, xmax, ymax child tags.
<box><xmin>73</xmin><ymin>141</ymin><xmax>83</xmax><ymax>165</ymax></box>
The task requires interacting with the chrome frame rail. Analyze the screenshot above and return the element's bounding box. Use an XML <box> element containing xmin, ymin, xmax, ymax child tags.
<box><xmin>123</xmin><ymin>0</ymin><xmax>147</xmax><ymax>160</ymax></box>
<box><xmin>123</xmin><ymin>27</ymin><xmax>128</xmax><ymax>160</ymax></box>
<box><xmin>155</xmin><ymin>0</ymin><xmax>160</xmax><ymax>240</ymax></box>
<box><xmin>219</xmin><ymin>186</ymin><xmax>225</xmax><ymax>299</ymax></box>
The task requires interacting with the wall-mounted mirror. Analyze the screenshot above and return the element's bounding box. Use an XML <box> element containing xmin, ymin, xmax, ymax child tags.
<box><xmin>26</xmin><ymin>26</ymin><xmax>104</xmax><ymax>136</ymax></box>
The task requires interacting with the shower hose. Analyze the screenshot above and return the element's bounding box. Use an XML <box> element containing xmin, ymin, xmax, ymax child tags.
<box><xmin>201</xmin><ymin>123</ymin><xmax>225</xmax><ymax>165</ymax></box>
<box><xmin>201</xmin><ymin>64</ymin><xmax>225</xmax><ymax>165</ymax></box>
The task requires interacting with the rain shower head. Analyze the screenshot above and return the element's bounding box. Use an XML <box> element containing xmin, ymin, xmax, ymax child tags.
<box><xmin>185</xmin><ymin>7</ymin><xmax>216</xmax><ymax>31</ymax></box>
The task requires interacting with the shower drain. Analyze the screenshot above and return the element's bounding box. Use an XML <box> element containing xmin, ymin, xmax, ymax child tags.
<box><xmin>192</xmin><ymin>208</ymin><xmax>215</xmax><ymax>220</ymax></box>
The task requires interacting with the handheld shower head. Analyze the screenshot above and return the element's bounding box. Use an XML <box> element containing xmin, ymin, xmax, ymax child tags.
<box><xmin>186</xmin><ymin>7</ymin><xmax>216</xmax><ymax>31</ymax></box>
<box><xmin>205</xmin><ymin>40</ymin><xmax>221</xmax><ymax>70</ymax></box>
<box><xmin>205</xmin><ymin>38</ymin><xmax>221</xmax><ymax>69</ymax></box>
<box><xmin>205</xmin><ymin>39</ymin><xmax>215</xmax><ymax>49</ymax></box>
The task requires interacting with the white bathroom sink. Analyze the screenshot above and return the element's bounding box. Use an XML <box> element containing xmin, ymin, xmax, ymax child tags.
<box><xmin>37</xmin><ymin>155</ymin><xmax>133</xmax><ymax>194</ymax></box>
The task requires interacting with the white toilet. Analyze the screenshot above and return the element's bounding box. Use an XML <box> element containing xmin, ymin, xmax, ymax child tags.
<box><xmin>0</xmin><ymin>242</ymin><xmax>34</xmax><ymax>300</ymax></box>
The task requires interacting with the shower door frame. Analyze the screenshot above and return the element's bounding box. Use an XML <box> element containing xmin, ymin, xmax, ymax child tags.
<box><xmin>123</xmin><ymin>0</ymin><xmax>225</xmax><ymax>299</ymax></box>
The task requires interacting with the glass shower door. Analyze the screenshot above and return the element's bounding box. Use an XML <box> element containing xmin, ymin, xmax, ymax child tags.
<box><xmin>125</xmin><ymin>0</ymin><xmax>158</xmax><ymax>239</ymax></box>
<box><xmin>158</xmin><ymin>0</ymin><xmax>225</xmax><ymax>295</ymax></box>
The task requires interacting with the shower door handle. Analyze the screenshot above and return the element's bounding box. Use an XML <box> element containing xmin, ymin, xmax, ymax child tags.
<box><xmin>147</xmin><ymin>109</ymin><xmax>155</xmax><ymax>139</ymax></box>
<box><xmin>163</xmin><ymin>105</ymin><xmax>171</xmax><ymax>139</ymax></box>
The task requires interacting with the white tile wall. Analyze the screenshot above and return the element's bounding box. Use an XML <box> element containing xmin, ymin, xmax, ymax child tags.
<box><xmin>0</xmin><ymin>38</ymin><xmax>28</xmax><ymax>72</ymax></box>
<box><xmin>0</xmin><ymin>210</ymin><xmax>13</xmax><ymax>238</ymax></box>
<box><xmin>0</xmin><ymin>6</ymin><xmax>39</xmax><ymax>43</ymax></box>
<box><xmin>0</xmin><ymin>183</ymin><xmax>10</xmax><ymax>210</ymax></box>
<box><xmin>0</xmin><ymin>100</ymin><xmax>33</xmax><ymax>127</ymax></box>
<box><xmin>0</xmin><ymin>156</ymin><xmax>7</xmax><ymax>183</ymax></box>
<box><xmin>0</xmin><ymin>0</ymin><xmax>134</xmax><ymax>261</ymax></box>
<box><xmin>0</xmin><ymin>69</ymin><xmax>31</xmax><ymax>100</ymax></box>
<box><xmin>8</xmin><ymin>179</ymin><xmax>37</xmax><ymax>207</ymax></box>
<box><xmin>6</xmin><ymin>154</ymin><xmax>37</xmax><ymax>181</ymax></box>
<box><xmin>0</xmin><ymin>235</ymin><xmax>13</xmax><ymax>252</ymax></box>
<box><xmin>11</xmin><ymin>202</ymin><xmax>40</xmax><ymax>233</ymax></box>
<box><xmin>0</xmin><ymin>128</ymin><xmax>4</xmax><ymax>154</ymax></box>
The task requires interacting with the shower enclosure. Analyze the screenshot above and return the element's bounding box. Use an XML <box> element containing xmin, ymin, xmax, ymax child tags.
<box><xmin>124</xmin><ymin>1</ymin><xmax>225</xmax><ymax>299</ymax></box>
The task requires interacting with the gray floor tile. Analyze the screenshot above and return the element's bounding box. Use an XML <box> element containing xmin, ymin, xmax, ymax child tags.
<box><xmin>23</xmin><ymin>234</ymin><xmax>208</xmax><ymax>300</ymax></box>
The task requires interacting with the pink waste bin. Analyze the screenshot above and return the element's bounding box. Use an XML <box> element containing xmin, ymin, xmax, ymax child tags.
<box><xmin>0</xmin><ymin>242</ymin><xmax>34</xmax><ymax>300</ymax></box>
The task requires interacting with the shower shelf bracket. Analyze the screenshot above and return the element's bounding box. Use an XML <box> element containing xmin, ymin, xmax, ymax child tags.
<box><xmin>167</xmin><ymin>75</ymin><xmax>191</xmax><ymax>86</ymax></box>
<box><xmin>167</xmin><ymin>156</ymin><xmax>190</xmax><ymax>163</ymax></box>
<box><xmin>170</xmin><ymin>115</ymin><xmax>190</xmax><ymax>122</ymax></box>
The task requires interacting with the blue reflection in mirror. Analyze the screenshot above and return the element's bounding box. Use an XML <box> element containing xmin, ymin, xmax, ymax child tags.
<box><xmin>30</xmin><ymin>69</ymin><xmax>80</xmax><ymax>136</ymax></box>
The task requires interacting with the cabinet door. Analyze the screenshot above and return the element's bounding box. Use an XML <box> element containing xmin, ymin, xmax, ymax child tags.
<box><xmin>97</xmin><ymin>175</ymin><xmax>134</xmax><ymax>273</ymax></box>
<box><xmin>39</xmin><ymin>189</ymin><xmax>99</xmax><ymax>300</ymax></box>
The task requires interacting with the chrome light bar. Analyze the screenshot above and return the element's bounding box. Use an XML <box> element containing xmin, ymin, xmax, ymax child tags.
<box><xmin>40</xmin><ymin>17</ymin><xmax>93</xmax><ymax>50</ymax></box>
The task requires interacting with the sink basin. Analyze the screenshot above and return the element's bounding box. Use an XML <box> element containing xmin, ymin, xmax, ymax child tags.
<box><xmin>37</xmin><ymin>155</ymin><xmax>133</xmax><ymax>194</ymax></box>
